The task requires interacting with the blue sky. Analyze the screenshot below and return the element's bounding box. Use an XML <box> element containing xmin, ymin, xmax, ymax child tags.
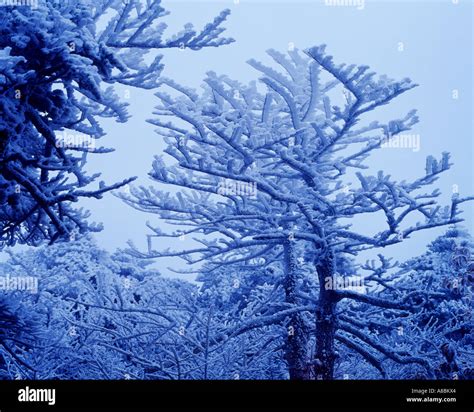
<box><xmin>3</xmin><ymin>0</ymin><xmax>472</xmax><ymax>276</ymax></box>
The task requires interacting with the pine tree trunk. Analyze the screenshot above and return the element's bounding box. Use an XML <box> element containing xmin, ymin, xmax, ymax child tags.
<box><xmin>314</xmin><ymin>249</ymin><xmax>337</xmax><ymax>380</ymax></box>
<box><xmin>283</xmin><ymin>238</ymin><xmax>309</xmax><ymax>380</ymax></box>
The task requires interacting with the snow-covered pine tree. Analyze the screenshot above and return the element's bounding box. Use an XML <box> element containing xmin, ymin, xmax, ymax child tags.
<box><xmin>393</xmin><ymin>227</ymin><xmax>472</xmax><ymax>379</ymax></box>
<box><xmin>0</xmin><ymin>0</ymin><xmax>233</xmax><ymax>247</ymax></box>
<box><xmin>1</xmin><ymin>236</ymin><xmax>202</xmax><ymax>379</ymax></box>
<box><xmin>338</xmin><ymin>227</ymin><xmax>473</xmax><ymax>379</ymax></box>
<box><xmin>121</xmin><ymin>45</ymin><xmax>473</xmax><ymax>379</ymax></box>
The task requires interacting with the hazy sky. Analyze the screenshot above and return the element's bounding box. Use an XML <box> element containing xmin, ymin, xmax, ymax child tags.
<box><xmin>2</xmin><ymin>0</ymin><xmax>472</xmax><ymax>277</ymax></box>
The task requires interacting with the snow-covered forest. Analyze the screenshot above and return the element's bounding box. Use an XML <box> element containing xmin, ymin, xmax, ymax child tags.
<box><xmin>0</xmin><ymin>0</ymin><xmax>472</xmax><ymax>381</ymax></box>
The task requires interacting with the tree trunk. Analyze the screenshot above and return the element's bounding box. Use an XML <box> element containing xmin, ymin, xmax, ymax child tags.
<box><xmin>314</xmin><ymin>249</ymin><xmax>338</xmax><ymax>380</ymax></box>
<box><xmin>283</xmin><ymin>238</ymin><xmax>309</xmax><ymax>380</ymax></box>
